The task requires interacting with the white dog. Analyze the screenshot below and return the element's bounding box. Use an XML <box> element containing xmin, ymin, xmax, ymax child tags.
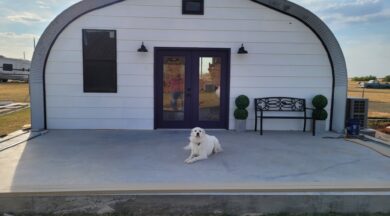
<box><xmin>184</xmin><ymin>127</ymin><xmax>223</xmax><ymax>164</ymax></box>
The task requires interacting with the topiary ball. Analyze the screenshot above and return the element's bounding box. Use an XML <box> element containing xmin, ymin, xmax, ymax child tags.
<box><xmin>235</xmin><ymin>95</ymin><xmax>250</xmax><ymax>109</ymax></box>
<box><xmin>312</xmin><ymin>95</ymin><xmax>328</xmax><ymax>109</ymax></box>
<box><xmin>313</xmin><ymin>109</ymin><xmax>328</xmax><ymax>120</ymax></box>
<box><xmin>234</xmin><ymin>109</ymin><xmax>248</xmax><ymax>120</ymax></box>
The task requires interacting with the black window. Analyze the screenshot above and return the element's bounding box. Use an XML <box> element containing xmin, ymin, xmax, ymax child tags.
<box><xmin>182</xmin><ymin>0</ymin><xmax>204</xmax><ymax>15</ymax></box>
<box><xmin>82</xmin><ymin>29</ymin><xmax>117</xmax><ymax>93</ymax></box>
<box><xmin>2</xmin><ymin>64</ymin><xmax>13</xmax><ymax>71</ymax></box>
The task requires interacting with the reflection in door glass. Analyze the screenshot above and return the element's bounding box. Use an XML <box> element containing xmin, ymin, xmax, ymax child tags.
<box><xmin>199</xmin><ymin>57</ymin><xmax>221</xmax><ymax>121</ymax></box>
<box><xmin>163</xmin><ymin>56</ymin><xmax>185</xmax><ymax>121</ymax></box>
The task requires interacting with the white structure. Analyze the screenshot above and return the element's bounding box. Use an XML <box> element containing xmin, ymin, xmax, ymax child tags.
<box><xmin>0</xmin><ymin>55</ymin><xmax>30</xmax><ymax>82</ymax></box>
<box><xmin>30</xmin><ymin>0</ymin><xmax>347</xmax><ymax>132</ymax></box>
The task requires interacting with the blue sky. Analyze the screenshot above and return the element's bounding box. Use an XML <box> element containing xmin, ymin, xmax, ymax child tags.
<box><xmin>0</xmin><ymin>0</ymin><xmax>389</xmax><ymax>77</ymax></box>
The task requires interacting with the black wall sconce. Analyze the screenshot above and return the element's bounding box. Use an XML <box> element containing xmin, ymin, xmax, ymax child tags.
<box><xmin>237</xmin><ymin>44</ymin><xmax>248</xmax><ymax>54</ymax></box>
<box><xmin>137</xmin><ymin>42</ymin><xmax>148</xmax><ymax>52</ymax></box>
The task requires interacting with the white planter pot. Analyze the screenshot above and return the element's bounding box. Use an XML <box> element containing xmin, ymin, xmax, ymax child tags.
<box><xmin>315</xmin><ymin>120</ymin><xmax>327</xmax><ymax>135</ymax></box>
<box><xmin>235</xmin><ymin>119</ymin><xmax>247</xmax><ymax>132</ymax></box>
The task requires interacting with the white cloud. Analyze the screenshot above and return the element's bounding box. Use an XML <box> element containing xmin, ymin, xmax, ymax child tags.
<box><xmin>0</xmin><ymin>32</ymin><xmax>39</xmax><ymax>60</ymax></box>
<box><xmin>36</xmin><ymin>1</ymin><xmax>50</xmax><ymax>9</ymax></box>
<box><xmin>292</xmin><ymin>0</ymin><xmax>389</xmax><ymax>25</ymax></box>
<box><xmin>6</xmin><ymin>12</ymin><xmax>46</xmax><ymax>24</ymax></box>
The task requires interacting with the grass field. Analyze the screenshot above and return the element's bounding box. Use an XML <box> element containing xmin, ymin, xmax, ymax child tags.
<box><xmin>0</xmin><ymin>108</ymin><xmax>30</xmax><ymax>136</ymax></box>
<box><xmin>348</xmin><ymin>80</ymin><xmax>390</xmax><ymax>118</ymax></box>
<box><xmin>0</xmin><ymin>82</ymin><xmax>30</xmax><ymax>102</ymax></box>
<box><xmin>0</xmin><ymin>82</ymin><xmax>31</xmax><ymax>136</ymax></box>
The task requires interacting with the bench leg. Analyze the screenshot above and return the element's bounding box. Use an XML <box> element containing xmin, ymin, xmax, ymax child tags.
<box><xmin>255</xmin><ymin>117</ymin><xmax>257</xmax><ymax>132</ymax></box>
<box><xmin>260</xmin><ymin>116</ymin><xmax>263</xmax><ymax>135</ymax></box>
<box><xmin>312</xmin><ymin>119</ymin><xmax>316</xmax><ymax>136</ymax></box>
<box><xmin>303</xmin><ymin>118</ymin><xmax>306</xmax><ymax>132</ymax></box>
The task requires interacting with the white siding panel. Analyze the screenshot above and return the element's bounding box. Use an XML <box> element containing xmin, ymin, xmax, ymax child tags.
<box><xmin>47</xmin><ymin>118</ymin><xmax>153</xmax><ymax>130</ymax></box>
<box><xmin>72</xmin><ymin>16</ymin><xmax>309</xmax><ymax>32</ymax></box>
<box><xmin>46</xmin><ymin>0</ymin><xmax>333</xmax><ymax>130</ymax></box>
<box><xmin>46</xmin><ymin>73</ymin><xmax>153</xmax><ymax>87</ymax></box>
<box><xmin>90</xmin><ymin>5</ymin><xmax>294</xmax><ymax>21</ymax></box>
<box><xmin>47</xmin><ymin>50</ymin><xmax>82</xmax><ymax>63</ymax></box>
<box><xmin>47</xmin><ymin>107</ymin><xmax>153</xmax><ymax>119</ymax></box>
<box><xmin>122</xmin><ymin>0</ymin><xmax>270</xmax><ymax>8</ymax></box>
<box><xmin>231</xmin><ymin>77</ymin><xmax>332</xmax><ymax>88</ymax></box>
<box><xmin>231</xmin><ymin>54</ymin><xmax>329</xmax><ymax>66</ymax></box>
<box><xmin>230</xmin><ymin>65</ymin><xmax>332</xmax><ymax>77</ymax></box>
<box><xmin>230</xmin><ymin>87</ymin><xmax>332</xmax><ymax>99</ymax></box>
<box><xmin>46</xmin><ymin>84</ymin><xmax>153</xmax><ymax>98</ymax></box>
<box><xmin>45</xmin><ymin>62</ymin><xmax>82</xmax><ymax>74</ymax></box>
<box><xmin>46</xmin><ymin>96</ymin><xmax>153</xmax><ymax>108</ymax></box>
<box><xmin>61</xmin><ymin>28</ymin><xmax>318</xmax><ymax>44</ymax></box>
<box><xmin>53</xmin><ymin>38</ymin><xmax>325</xmax><ymax>55</ymax></box>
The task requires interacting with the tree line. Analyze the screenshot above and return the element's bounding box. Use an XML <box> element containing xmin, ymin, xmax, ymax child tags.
<box><xmin>352</xmin><ymin>75</ymin><xmax>390</xmax><ymax>82</ymax></box>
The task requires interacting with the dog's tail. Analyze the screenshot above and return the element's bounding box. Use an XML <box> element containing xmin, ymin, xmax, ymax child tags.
<box><xmin>183</xmin><ymin>143</ymin><xmax>191</xmax><ymax>150</ymax></box>
<box><xmin>213</xmin><ymin>138</ymin><xmax>223</xmax><ymax>153</ymax></box>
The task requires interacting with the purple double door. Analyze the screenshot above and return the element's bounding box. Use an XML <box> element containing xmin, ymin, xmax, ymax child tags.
<box><xmin>154</xmin><ymin>48</ymin><xmax>230</xmax><ymax>129</ymax></box>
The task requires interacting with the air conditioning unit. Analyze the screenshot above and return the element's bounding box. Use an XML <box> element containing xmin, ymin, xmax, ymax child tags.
<box><xmin>345</xmin><ymin>98</ymin><xmax>369</xmax><ymax>128</ymax></box>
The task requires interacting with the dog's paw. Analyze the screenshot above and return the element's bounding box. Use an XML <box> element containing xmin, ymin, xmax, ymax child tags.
<box><xmin>185</xmin><ymin>158</ymin><xmax>194</xmax><ymax>164</ymax></box>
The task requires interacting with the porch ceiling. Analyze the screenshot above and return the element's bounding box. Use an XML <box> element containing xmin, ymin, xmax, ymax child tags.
<box><xmin>0</xmin><ymin>130</ymin><xmax>389</xmax><ymax>194</ymax></box>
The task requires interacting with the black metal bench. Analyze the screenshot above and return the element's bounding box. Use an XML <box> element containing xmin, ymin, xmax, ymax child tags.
<box><xmin>254</xmin><ymin>97</ymin><xmax>313</xmax><ymax>135</ymax></box>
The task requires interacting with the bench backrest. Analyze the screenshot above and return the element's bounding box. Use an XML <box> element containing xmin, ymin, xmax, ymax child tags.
<box><xmin>254</xmin><ymin>97</ymin><xmax>306</xmax><ymax>112</ymax></box>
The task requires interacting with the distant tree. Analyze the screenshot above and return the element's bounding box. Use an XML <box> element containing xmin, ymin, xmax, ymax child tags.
<box><xmin>352</xmin><ymin>75</ymin><xmax>377</xmax><ymax>82</ymax></box>
<box><xmin>383</xmin><ymin>75</ymin><xmax>390</xmax><ymax>82</ymax></box>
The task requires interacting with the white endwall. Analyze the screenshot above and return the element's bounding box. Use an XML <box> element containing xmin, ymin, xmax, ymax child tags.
<box><xmin>45</xmin><ymin>0</ymin><xmax>332</xmax><ymax>130</ymax></box>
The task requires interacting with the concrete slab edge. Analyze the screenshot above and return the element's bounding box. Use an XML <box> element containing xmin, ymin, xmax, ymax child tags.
<box><xmin>347</xmin><ymin>138</ymin><xmax>390</xmax><ymax>158</ymax></box>
<box><xmin>1</xmin><ymin>194</ymin><xmax>390</xmax><ymax>214</ymax></box>
<box><xmin>2</xmin><ymin>181</ymin><xmax>390</xmax><ymax>197</ymax></box>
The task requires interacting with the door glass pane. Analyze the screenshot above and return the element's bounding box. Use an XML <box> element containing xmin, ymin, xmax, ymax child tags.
<box><xmin>163</xmin><ymin>56</ymin><xmax>185</xmax><ymax>121</ymax></box>
<box><xmin>199</xmin><ymin>57</ymin><xmax>221</xmax><ymax>121</ymax></box>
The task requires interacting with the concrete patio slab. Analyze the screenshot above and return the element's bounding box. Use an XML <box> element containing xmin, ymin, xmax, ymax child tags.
<box><xmin>0</xmin><ymin>130</ymin><xmax>389</xmax><ymax>194</ymax></box>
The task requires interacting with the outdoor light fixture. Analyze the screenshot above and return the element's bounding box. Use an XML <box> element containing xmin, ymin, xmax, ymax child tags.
<box><xmin>237</xmin><ymin>44</ymin><xmax>248</xmax><ymax>54</ymax></box>
<box><xmin>137</xmin><ymin>42</ymin><xmax>148</xmax><ymax>52</ymax></box>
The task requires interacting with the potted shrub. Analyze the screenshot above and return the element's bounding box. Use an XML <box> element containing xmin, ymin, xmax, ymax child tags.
<box><xmin>234</xmin><ymin>95</ymin><xmax>250</xmax><ymax>132</ymax></box>
<box><xmin>312</xmin><ymin>95</ymin><xmax>328</xmax><ymax>134</ymax></box>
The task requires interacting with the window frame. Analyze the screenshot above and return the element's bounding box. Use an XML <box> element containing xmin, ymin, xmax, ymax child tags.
<box><xmin>182</xmin><ymin>0</ymin><xmax>204</xmax><ymax>15</ymax></box>
<box><xmin>82</xmin><ymin>29</ymin><xmax>117</xmax><ymax>93</ymax></box>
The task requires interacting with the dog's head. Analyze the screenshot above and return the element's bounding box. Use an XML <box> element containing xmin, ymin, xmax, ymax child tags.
<box><xmin>191</xmin><ymin>127</ymin><xmax>206</xmax><ymax>139</ymax></box>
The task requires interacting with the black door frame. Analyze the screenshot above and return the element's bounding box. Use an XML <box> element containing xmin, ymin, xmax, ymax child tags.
<box><xmin>154</xmin><ymin>47</ymin><xmax>231</xmax><ymax>129</ymax></box>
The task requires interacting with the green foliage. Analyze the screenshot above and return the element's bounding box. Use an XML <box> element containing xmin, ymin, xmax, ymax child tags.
<box><xmin>351</xmin><ymin>75</ymin><xmax>377</xmax><ymax>82</ymax></box>
<box><xmin>235</xmin><ymin>95</ymin><xmax>250</xmax><ymax>109</ymax></box>
<box><xmin>313</xmin><ymin>109</ymin><xmax>328</xmax><ymax>121</ymax></box>
<box><xmin>312</xmin><ymin>95</ymin><xmax>328</xmax><ymax>109</ymax></box>
<box><xmin>234</xmin><ymin>109</ymin><xmax>248</xmax><ymax>120</ymax></box>
<box><xmin>234</xmin><ymin>95</ymin><xmax>249</xmax><ymax>120</ymax></box>
<box><xmin>383</xmin><ymin>75</ymin><xmax>390</xmax><ymax>82</ymax></box>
